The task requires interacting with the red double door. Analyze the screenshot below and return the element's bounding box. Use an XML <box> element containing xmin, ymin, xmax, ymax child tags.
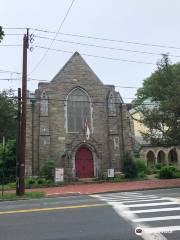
<box><xmin>75</xmin><ymin>147</ymin><xmax>94</xmax><ymax>178</ymax></box>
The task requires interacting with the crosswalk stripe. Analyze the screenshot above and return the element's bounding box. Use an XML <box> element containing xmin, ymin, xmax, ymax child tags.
<box><xmin>129</xmin><ymin>207</ymin><xmax>180</xmax><ymax>214</ymax></box>
<box><xmin>142</xmin><ymin>225</ymin><xmax>180</xmax><ymax>233</ymax></box>
<box><xmin>94</xmin><ymin>196</ymin><xmax>158</xmax><ymax>201</ymax></box>
<box><xmin>125</xmin><ymin>201</ymin><xmax>177</xmax><ymax>208</ymax></box>
<box><xmin>110</xmin><ymin>198</ymin><xmax>164</xmax><ymax>203</ymax></box>
<box><xmin>133</xmin><ymin>215</ymin><xmax>180</xmax><ymax>222</ymax></box>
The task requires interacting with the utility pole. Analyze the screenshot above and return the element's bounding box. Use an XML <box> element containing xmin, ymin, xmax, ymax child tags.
<box><xmin>18</xmin><ymin>29</ymin><xmax>29</xmax><ymax>196</ymax></box>
<box><xmin>1</xmin><ymin>136</ymin><xmax>5</xmax><ymax>197</ymax></box>
<box><xmin>16</xmin><ymin>88</ymin><xmax>21</xmax><ymax>196</ymax></box>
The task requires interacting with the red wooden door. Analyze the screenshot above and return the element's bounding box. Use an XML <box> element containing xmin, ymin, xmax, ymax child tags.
<box><xmin>75</xmin><ymin>147</ymin><xmax>94</xmax><ymax>178</ymax></box>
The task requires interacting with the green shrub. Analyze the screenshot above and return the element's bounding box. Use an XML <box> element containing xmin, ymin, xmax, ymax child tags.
<box><xmin>135</xmin><ymin>158</ymin><xmax>147</xmax><ymax>174</ymax></box>
<box><xmin>159</xmin><ymin>165</ymin><xmax>177</xmax><ymax>179</ymax></box>
<box><xmin>46</xmin><ymin>179</ymin><xmax>54</xmax><ymax>186</ymax></box>
<box><xmin>39</xmin><ymin>160</ymin><xmax>55</xmax><ymax>180</ymax></box>
<box><xmin>36</xmin><ymin>178</ymin><xmax>45</xmax><ymax>185</ymax></box>
<box><xmin>123</xmin><ymin>152</ymin><xmax>137</xmax><ymax>178</ymax></box>
<box><xmin>138</xmin><ymin>171</ymin><xmax>146</xmax><ymax>178</ymax></box>
<box><xmin>155</xmin><ymin>163</ymin><xmax>164</xmax><ymax>170</ymax></box>
<box><xmin>6</xmin><ymin>182</ymin><xmax>16</xmax><ymax>189</ymax></box>
<box><xmin>173</xmin><ymin>171</ymin><xmax>180</xmax><ymax>178</ymax></box>
<box><xmin>146</xmin><ymin>166</ymin><xmax>158</xmax><ymax>175</ymax></box>
<box><xmin>25</xmin><ymin>177</ymin><xmax>36</xmax><ymax>186</ymax></box>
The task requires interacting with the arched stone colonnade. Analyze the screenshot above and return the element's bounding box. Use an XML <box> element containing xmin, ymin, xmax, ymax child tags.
<box><xmin>140</xmin><ymin>146</ymin><xmax>180</xmax><ymax>168</ymax></box>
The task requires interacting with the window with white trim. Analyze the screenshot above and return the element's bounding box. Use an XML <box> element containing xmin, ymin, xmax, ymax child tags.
<box><xmin>114</xmin><ymin>136</ymin><xmax>119</xmax><ymax>150</ymax></box>
<box><xmin>40</xmin><ymin>91</ymin><xmax>48</xmax><ymax>116</ymax></box>
<box><xmin>108</xmin><ymin>92</ymin><xmax>116</xmax><ymax>116</ymax></box>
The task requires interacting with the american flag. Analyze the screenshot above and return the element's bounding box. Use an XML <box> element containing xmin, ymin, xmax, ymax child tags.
<box><xmin>84</xmin><ymin>116</ymin><xmax>90</xmax><ymax>140</ymax></box>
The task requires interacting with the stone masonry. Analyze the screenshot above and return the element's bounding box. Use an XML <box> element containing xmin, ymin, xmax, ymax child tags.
<box><xmin>25</xmin><ymin>52</ymin><xmax>134</xmax><ymax>178</ymax></box>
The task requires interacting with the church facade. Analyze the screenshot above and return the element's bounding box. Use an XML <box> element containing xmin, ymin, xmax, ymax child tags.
<box><xmin>25</xmin><ymin>52</ymin><xmax>134</xmax><ymax>178</ymax></box>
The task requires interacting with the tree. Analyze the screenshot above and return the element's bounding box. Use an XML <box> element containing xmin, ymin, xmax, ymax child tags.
<box><xmin>0</xmin><ymin>26</ymin><xmax>4</xmax><ymax>42</ymax></box>
<box><xmin>0</xmin><ymin>89</ymin><xmax>17</xmax><ymax>141</ymax></box>
<box><xmin>123</xmin><ymin>152</ymin><xmax>137</xmax><ymax>178</ymax></box>
<box><xmin>133</xmin><ymin>55</ymin><xmax>180</xmax><ymax>146</ymax></box>
<box><xmin>0</xmin><ymin>139</ymin><xmax>16</xmax><ymax>184</ymax></box>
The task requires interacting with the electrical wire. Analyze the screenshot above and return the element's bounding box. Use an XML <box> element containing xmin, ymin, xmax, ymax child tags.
<box><xmin>0</xmin><ymin>69</ymin><xmax>21</xmax><ymax>75</ymax></box>
<box><xmin>32</xmin><ymin>28</ymin><xmax>180</xmax><ymax>51</ymax></box>
<box><xmin>35</xmin><ymin>45</ymin><xmax>156</xmax><ymax>65</ymax></box>
<box><xmin>0</xmin><ymin>44</ymin><xmax>22</xmax><ymax>47</ymax></box>
<box><xmin>29</xmin><ymin>0</ymin><xmax>76</xmax><ymax>75</ymax></box>
<box><xmin>35</xmin><ymin>35</ymin><xmax>180</xmax><ymax>58</ymax></box>
<box><xmin>7</xmin><ymin>96</ymin><xmax>154</xmax><ymax>105</ymax></box>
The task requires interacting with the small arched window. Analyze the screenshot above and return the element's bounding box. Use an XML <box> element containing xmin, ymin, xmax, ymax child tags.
<box><xmin>40</xmin><ymin>91</ymin><xmax>48</xmax><ymax>116</ymax></box>
<box><xmin>67</xmin><ymin>88</ymin><xmax>91</xmax><ymax>132</ymax></box>
<box><xmin>108</xmin><ymin>92</ymin><xmax>116</xmax><ymax>116</ymax></box>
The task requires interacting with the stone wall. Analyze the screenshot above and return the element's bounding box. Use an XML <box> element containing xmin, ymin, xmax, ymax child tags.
<box><xmin>25</xmin><ymin>52</ymin><xmax>134</xmax><ymax>177</ymax></box>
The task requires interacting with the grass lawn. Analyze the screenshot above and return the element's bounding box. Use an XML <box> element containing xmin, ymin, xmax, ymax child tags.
<box><xmin>0</xmin><ymin>191</ymin><xmax>45</xmax><ymax>201</ymax></box>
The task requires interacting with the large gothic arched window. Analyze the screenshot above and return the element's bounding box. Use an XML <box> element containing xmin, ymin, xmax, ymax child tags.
<box><xmin>67</xmin><ymin>88</ymin><xmax>91</xmax><ymax>132</ymax></box>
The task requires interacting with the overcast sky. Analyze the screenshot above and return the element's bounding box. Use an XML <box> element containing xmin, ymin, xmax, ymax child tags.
<box><xmin>1</xmin><ymin>0</ymin><xmax>180</xmax><ymax>102</ymax></box>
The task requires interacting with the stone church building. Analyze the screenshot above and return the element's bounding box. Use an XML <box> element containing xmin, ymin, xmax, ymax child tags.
<box><xmin>25</xmin><ymin>52</ymin><xmax>134</xmax><ymax>178</ymax></box>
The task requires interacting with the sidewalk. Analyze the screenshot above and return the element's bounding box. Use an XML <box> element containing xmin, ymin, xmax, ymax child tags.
<box><xmin>27</xmin><ymin>178</ymin><xmax>180</xmax><ymax>197</ymax></box>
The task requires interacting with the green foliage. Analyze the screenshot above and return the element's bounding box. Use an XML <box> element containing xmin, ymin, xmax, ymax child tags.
<box><xmin>0</xmin><ymin>89</ymin><xmax>17</xmax><ymax>140</ymax></box>
<box><xmin>0</xmin><ymin>26</ymin><xmax>4</xmax><ymax>42</ymax></box>
<box><xmin>159</xmin><ymin>165</ymin><xmax>178</xmax><ymax>179</ymax></box>
<box><xmin>0</xmin><ymin>139</ymin><xmax>16</xmax><ymax>184</ymax></box>
<box><xmin>155</xmin><ymin>163</ymin><xmax>164</xmax><ymax>170</ymax></box>
<box><xmin>0</xmin><ymin>191</ymin><xmax>44</xmax><ymax>200</ymax></box>
<box><xmin>135</xmin><ymin>158</ymin><xmax>147</xmax><ymax>173</ymax></box>
<box><xmin>133</xmin><ymin>56</ymin><xmax>180</xmax><ymax>146</ymax></box>
<box><xmin>25</xmin><ymin>177</ymin><xmax>36</xmax><ymax>186</ymax></box>
<box><xmin>123</xmin><ymin>152</ymin><xmax>138</xmax><ymax>178</ymax></box>
<box><xmin>39</xmin><ymin>160</ymin><xmax>55</xmax><ymax>180</ymax></box>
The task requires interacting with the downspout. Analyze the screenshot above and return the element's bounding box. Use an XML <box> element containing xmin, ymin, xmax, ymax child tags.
<box><xmin>31</xmin><ymin>99</ymin><xmax>35</xmax><ymax>176</ymax></box>
<box><xmin>120</xmin><ymin>103</ymin><xmax>125</xmax><ymax>169</ymax></box>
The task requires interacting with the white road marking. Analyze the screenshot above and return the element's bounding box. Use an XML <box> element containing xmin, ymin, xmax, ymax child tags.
<box><xmin>110</xmin><ymin>198</ymin><xmax>164</xmax><ymax>203</ymax></box>
<box><xmin>130</xmin><ymin>207</ymin><xmax>180</xmax><ymax>214</ymax></box>
<box><xmin>142</xmin><ymin>226</ymin><xmax>180</xmax><ymax>233</ymax></box>
<box><xmin>93</xmin><ymin>195</ymin><xmax>158</xmax><ymax>201</ymax></box>
<box><xmin>133</xmin><ymin>215</ymin><xmax>180</xmax><ymax>222</ymax></box>
<box><xmin>125</xmin><ymin>201</ymin><xmax>177</xmax><ymax>208</ymax></box>
<box><xmin>92</xmin><ymin>193</ymin><xmax>168</xmax><ymax>240</ymax></box>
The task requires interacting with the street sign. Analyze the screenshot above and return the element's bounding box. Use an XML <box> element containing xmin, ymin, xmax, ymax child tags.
<box><xmin>55</xmin><ymin>168</ymin><xmax>64</xmax><ymax>182</ymax></box>
<box><xmin>107</xmin><ymin>168</ymin><xmax>114</xmax><ymax>178</ymax></box>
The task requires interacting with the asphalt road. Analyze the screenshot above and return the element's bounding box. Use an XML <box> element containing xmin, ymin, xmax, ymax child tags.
<box><xmin>0</xmin><ymin>188</ymin><xmax>180</xmax><ymax>240</ymax></box>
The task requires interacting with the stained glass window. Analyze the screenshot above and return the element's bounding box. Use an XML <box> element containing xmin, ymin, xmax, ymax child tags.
<box><xmin>67</xmin><ymin>88</ymin><xmax>91</xmax><ymax>132</ymax></box>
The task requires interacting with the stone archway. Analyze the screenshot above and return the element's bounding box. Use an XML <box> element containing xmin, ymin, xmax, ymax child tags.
<box><xmin>146</xmin><ymin>151</ymin><xmax>156</xmax><ymax>167</ymax></box>
<box><xmin>157</xmin><ymin>150</ymin><xmax>165</xmax><ymax>164</ymax></box>
<box><xmin>168</xmin><ymin>148</ymin><xmax>178</xmax><ymax>165</ymax></box>
<box><xmin>75</xmin><ymin>146</ymin><xmax>94</xmax><ymax>178</ymax></box>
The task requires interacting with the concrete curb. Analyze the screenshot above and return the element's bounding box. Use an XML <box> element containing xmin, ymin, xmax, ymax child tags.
<box><xmin>45</xmin><ymin>185</ymin><xmax>180</xmax><ymax>198</ymax></box>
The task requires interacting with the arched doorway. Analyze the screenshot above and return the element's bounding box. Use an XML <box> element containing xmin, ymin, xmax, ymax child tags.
<box><xmin>157</xmin><ymin>150</ymin><xmax>165</xmax><ymax>164</ymax></box>
<box><xmin>146</xmin><ymin>151</ymin><xmax>156</xmax><ymax>167</ymax></box>
<box><xmin>75</xmin><ymin>147</ymin><xmax>94</xmax><ymax>178</ymax></box>
<box><xmin>168</xmin><ymin>148</ymin><xmax>178</xmax><ymax>165</ymax></box>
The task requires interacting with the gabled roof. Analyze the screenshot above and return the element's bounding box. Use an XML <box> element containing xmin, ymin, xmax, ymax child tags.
<box><xmin>51</xmin><ymin>52</ymin><xmax>103</xmax><ymax>85</ymax></box>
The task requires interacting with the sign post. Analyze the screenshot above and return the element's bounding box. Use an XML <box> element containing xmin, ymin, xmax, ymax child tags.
<box><xmin>107</xmin><ymin>168</ymin><xmax>114</xmax><ymax>178</ymax></box>
<box><xmin>55</xmin><ymin>168</ymin><xmax>64</xmax><ymax>183</ymax></box>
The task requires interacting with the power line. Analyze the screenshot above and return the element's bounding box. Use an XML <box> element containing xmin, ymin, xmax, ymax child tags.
<box><xmin>35</xmin><ymin>35</ymin><xmax>180</xmax><ymax>58</ymax></box>
<box><xmin>0</xmin><ymin>77</ymin><xmax>139</xmax><ymax>89</ymax></box>
<box><xmin>29</xmin><ymin>0</ymin><xmax>76</xmax><ymax>75</ymax></box>
<box><xmin>35</xmin><ymin>45</ymin><xmax>156</xmax><ymax>65</ymax></box>
<box><xmin>3</xmin><ymin>27</ymin><xmax>27</xmax><ymax>30</ymax></box>
<box><xmin>7</xmin><ymin>96</ymin><xmax>152</xmax><ymax>104</ymax></box>
<box><xmin>0</xmin><ymin>44</ymin><xmax>22</xmax><ymax>47</ymax></box>
<box><xmin>4</xmin><ymin>33</ymin><xmax>24</xmax><ymax>36</ymax></box>
<box><xmin>32</xmin><ymin>28</ymin><xmax>180</xmax><ymax>51</ymax></box>
<box><xmin>0</xmin><ymin>69</ymin><xmax>21</xmax><ymax>75</ymax></box>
